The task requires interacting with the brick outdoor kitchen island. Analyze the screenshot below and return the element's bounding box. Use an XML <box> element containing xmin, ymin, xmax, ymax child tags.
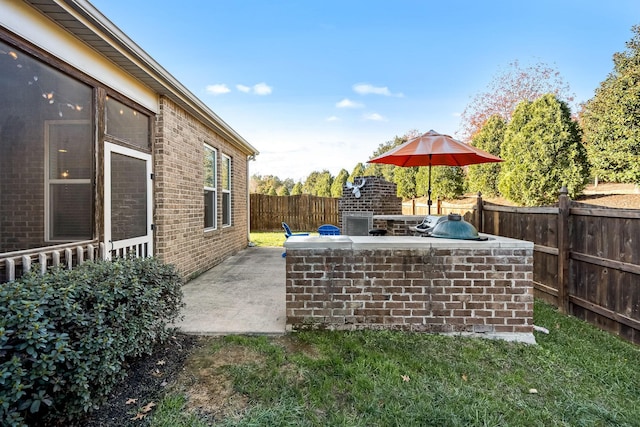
<box><xmin>284</xmin><ymin>234</ymin><xmax>536</xmax><ymax>344</ymax></box>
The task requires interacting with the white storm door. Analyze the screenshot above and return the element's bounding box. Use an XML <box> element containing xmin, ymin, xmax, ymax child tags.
<box><xmin>104</xmin><ymin>143</ymin><xmax>153</xmax><ymax>259</ymax></box>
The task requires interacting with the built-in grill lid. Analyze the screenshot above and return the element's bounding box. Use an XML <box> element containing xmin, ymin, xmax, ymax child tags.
<box><xmin>430</xmin><ymin>214</ymin><xmax>488</xmax><ymax>241</ymax></box>
<box><xmin>413</xmin><ymin>215</ymin><xmax>446</xmax><ymax>233</ymax></box>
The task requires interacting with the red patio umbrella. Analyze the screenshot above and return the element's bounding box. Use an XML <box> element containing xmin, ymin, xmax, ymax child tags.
<box><xmin>368</xmin><ymin>130</ymin><xmax>503</xmax><ymax>214</ymax></box>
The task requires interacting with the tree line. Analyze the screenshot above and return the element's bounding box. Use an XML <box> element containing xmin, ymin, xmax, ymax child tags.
<box><xmin>251</xmin><ymin>25</ymin><xmax>640</xmax><ymax>206</ymax></box>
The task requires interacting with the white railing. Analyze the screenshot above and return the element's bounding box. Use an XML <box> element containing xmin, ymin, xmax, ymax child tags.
<box><xmin>106</xmin><ymin>236</ymin><xmax>151</xmax><ymax>261</ymax></box>
<box><xmin>1</xmin><ymin>240</ymin><xmax>103</xmax><ymax>282</ymax></box>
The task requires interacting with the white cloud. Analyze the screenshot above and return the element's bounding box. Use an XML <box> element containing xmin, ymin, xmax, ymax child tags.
<box><xmin>336</xmin><ymin>98</ymin><xmax>364</xmax><ymax>108</ymax></box>
<box><xmin>253</xmin><ymin>82</ymin><xmax>273</xmax><ymax>95</ymax></box>
<box><xmin>452</xmin><ymin>111</ymin><xmax>461</xmax><ymax>117</ymax></box>
<box><xmin>326</xmin><ymin>116</ymin><xmax>340</xmax><ymax>122</ymax></box>
<box><xmin>236</xmin><ymin>82</ymin><xmax>273</xmax><ymax>95</ymax></box>
<box><xmin>206</xmin><ymin>84</ymin><xmax>231</xmax><ymax>95</ymax></box>
<box><xmin>353</xmin><ymin>83</ymin><xmax>403</xmax><ymax>97</ymax></box>
<box><xmin>363</xmin><ymin>113</ymin><xmax>387</xmax><ymax>121</ymax></box>
<box><xmin>236</xmin><ymin>84</ymin><xmax>251</xmax><ymax>93</ymax></box>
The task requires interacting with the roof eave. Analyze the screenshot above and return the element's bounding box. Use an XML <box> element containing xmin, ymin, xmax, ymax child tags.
<box><xmin>25</xmin><ymin>0</ymin><xmax>259</xmax><ymax>157</ymax></box>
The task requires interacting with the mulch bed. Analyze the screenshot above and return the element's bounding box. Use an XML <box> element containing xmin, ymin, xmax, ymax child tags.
<box><xmin>75</xmin><ymin>333</ymin><xmax>201</xmax><ymax>427</ymax></box>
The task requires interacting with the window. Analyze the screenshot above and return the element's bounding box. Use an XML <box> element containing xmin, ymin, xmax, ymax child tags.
<box><xmin>204</xmin><ymin>145</ymin><xmax>217</xmax><ymax>229</ymax></box>
<box><xmin>222</xmin><ymin>154</ymin><xmax>231</xmax><ymax>226</ymax></box>
<box><xmin>105</xmin><ymin>96</ymin><xmax>150</xmax><ymax>150</ymax></box>
<box><xmin>0</xmin><ymin>39</ymin><xmax>93</xmax><ymax>251</ymax></box>
<box><xmin>45</xmin><ymin>120</ymin><xmax>93</xmax><ymax>241</ymax></box>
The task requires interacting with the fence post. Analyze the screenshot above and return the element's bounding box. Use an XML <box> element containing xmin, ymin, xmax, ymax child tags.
<box><xmin>557</xmin><ymin>186</ymin><xmax>570</xmax><ymax>313</ymax></box>
<box><xmin>436</xmin><ymin>198</ymin><xmax>442</xmax><ymax>215</ymax></box>
<box><xmin>475</xmin><ymin>192</ymin><xmax>483</xmax><ymax>233</ymax></box>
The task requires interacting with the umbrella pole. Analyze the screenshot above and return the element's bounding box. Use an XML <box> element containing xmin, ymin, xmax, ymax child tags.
<box><xmin>427</xmin><ymin>158</ymin><xmax>432</xmax><ymax>215</ymax></box>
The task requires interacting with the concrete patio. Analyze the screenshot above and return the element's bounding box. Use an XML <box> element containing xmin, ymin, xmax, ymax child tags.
<box><xmin>175</xmin><ymin>246</ymin><xmax>286</xmax><ymax>335</ymax></box>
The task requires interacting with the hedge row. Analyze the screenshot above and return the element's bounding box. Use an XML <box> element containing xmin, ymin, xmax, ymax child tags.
<box><xmin>0</xmin><ymin>257</ymin><xmax>184</xmax><ymax>426</ymax></box>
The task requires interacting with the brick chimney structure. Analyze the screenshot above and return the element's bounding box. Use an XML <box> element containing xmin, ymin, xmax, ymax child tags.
<box><xmin>338</xmin><ymin>176</ymin><xmax>402</xmax><ymax>235</ymax></box>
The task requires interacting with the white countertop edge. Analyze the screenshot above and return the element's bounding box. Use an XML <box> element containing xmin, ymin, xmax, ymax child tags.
<box><xmin>284</xmin><ymin>235</ymin><xmax>533</xmax><ymax>250</ymax></box>
<box><xmin>439</xmin><ymin>332</ymin><xmax>537</xmax><ymax>345</ymax></box>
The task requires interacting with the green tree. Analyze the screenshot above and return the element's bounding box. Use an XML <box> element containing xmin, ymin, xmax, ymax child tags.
<box><xmin>251</xmin><ymin>174</ymin><xmax>287</xmax><ymax>195</ymax></box>
<box><xmin>315</xmin><ymin>170</ymin><xmax>333</xmax><ymax>197</ymax></box>
<box><xmin>302</xmin><ymin>171</ymin><xmax>319</xmax><ymax>194</ymax></box>
<box><xmin>277</xmin><ymin>186</ymin><xmax>290</xmax><ymax>196</ymax></box>
<box><xmin>363</xmin><ymin>135</ymin><xmax>407</xmax><ymax>180</ymax></box>
<box><xmin>303</xmin><ymin>170</ymin><xmax>333</xmax><ymax>196</ymax></box>
<box><xmin>580</xmin><ymin>25</ymin><xmax>640</xmax><ymax>184</ymax></box>
<box><xmin>415</xmin><ymin>166</ymin><xmax>465</xmax><ymax>200</ymax></box>
<box><xmin>498</xmin><ymin>94</ymin><xmax>589</xmax><ymax>205</ymax></box>
<box><xmin>349</xmin><ymin>163</ymin><xmax>366</xmax><ymax>182</ymax></box>
<box><xmin>291</xmin><ymin>182</ymin><xmax>303</xmax><ymax>195</ymax></box>
<box><xmin>331</xmin><ymin>169</ymin><xmax>349</xmax><ymax>197</ymax></box>
<box><xmin>282</xmin><ymin>178</ymin><xmax>295</xmax><ymax>194</ymax></box>
<box><xmin>393</xmin><ymin>167</ymin><xmax>417</xmax><ymax>199</ymax></box>
<box><xmin>466</xmin><ymin>115</ymin><xmax>506</xmax><ymax>196</ymax></box>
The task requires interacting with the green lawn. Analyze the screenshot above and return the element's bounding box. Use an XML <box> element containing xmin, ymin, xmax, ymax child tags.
<box><xmin>152</xmin><ymin>301</ymin><xmax>640</xmax><ymax>427</ymax></box>
<box><xmin>250</xmin><ymin>231</ymin><xmax>317</xmax><ymax>248</ymax></box>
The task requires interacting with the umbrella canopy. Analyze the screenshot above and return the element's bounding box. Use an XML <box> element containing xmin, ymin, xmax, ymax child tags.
<box><xmin>367</xmin><ymin>130</ymin><xmax>503</xmax><ymax>214</ymax></box>
<box><xmin>368</xmin><ymin>129</ymin><xmax>503</xmax><ymax>167</ymax></box>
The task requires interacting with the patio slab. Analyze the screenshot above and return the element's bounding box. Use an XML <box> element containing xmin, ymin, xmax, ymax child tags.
<box><xmin>175</xmin><ymin>246</ymin><xmax>286</xmax><ymax>335</ymax></box>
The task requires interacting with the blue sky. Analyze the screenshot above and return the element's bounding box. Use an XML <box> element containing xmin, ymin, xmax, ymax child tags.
<box><xmin>90</xmin><ymin>0</ymin><xmax>639</xmax><ymax>181</ymax></box>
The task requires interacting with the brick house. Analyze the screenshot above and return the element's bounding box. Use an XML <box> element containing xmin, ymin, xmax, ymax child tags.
<box><xmin>0</xmin><ymin>1</ymin><xmax>259</xmax><ymax>281</ymax></box>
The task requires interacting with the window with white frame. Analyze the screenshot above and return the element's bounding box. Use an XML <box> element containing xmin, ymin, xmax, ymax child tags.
<box><xmin>222</xmin><ymin>154</ymin><xmax>231</xmax><ymax>226</ymax></box>
<box><xmin>45</xmin><ymin>120</ymin><xmax>93</xmax><ymax>241</ymax></box>
<box><xmin>204</xmin><ymin>145</ymin><xmax>217</xmax><ymax>229</ymax></box>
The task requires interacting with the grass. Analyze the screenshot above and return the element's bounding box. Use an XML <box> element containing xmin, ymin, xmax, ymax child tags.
<box><xmin>250</xmin><ymin>231</ymin><xmax>317</xmax><ymax>248</ymax></box>
<box><xmin>152</xmin><ymin>301</ymin><xmax>640</xmax><ymax>427</ymax></box>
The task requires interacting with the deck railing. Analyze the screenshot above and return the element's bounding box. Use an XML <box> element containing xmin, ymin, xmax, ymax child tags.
<box><xmin>1</xmin><ymin>240</ymin><xmax>103</xmax><ymax>282</ymax></box>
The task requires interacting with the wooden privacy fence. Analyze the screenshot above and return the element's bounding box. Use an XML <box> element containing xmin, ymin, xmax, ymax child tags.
<box><xmin>402</xmin><ymin>197</ymin><xmax>476</xmax><ymax>217</ymax></box>
<box><xmin>250</xmin><ymin>194</ymin><xmax>339</xmax><ymax>232</ymax></box>
<box><xmin>477</xmin><ymin>188</ymin><xmax>640</xmax><ymax>345</ymax></box>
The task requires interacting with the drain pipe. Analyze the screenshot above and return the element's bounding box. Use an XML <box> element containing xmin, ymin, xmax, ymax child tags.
<box><xmin>247</xmin><ymin>154</ymin><xmax>256</xmax><ymax>245</ymax></box>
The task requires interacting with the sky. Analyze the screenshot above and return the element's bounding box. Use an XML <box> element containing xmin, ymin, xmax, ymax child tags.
<box><xmin>90</xmin><ymin>0</ymin><xmax>640</xmax><ymax>182</ymax></box>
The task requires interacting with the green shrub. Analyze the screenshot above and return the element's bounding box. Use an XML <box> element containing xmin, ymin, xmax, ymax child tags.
<box><xmin>498</xmin><ymin>94</ymin><xmax>589</xmax><ymax>205</ymax></box>
<box><xmin>0</xmin><ymin>257</ymin><xmax>184</xmax><ymax>426</ymax></box>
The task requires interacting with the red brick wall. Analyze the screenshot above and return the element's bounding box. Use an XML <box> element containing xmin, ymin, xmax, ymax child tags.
<box><xmin>286</xmin><ymin>247</ymin><xmax>534</xmax><ymax>334</ymax></box>
<box><xmin>338</xmin><ymin>176</ymin><xmax>402</xmax><ymax>230</ymax></box>
<box><xmin>154</xmin><ymin>97</ymin><xmax>249</xmax><ymax>279</ymax></box>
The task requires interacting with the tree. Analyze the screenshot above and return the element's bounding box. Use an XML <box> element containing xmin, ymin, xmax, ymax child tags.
<box><xmin>314</xmin><ymin>170</ymin><xmax>333</xmax><ymax>197</ymax></box>
<box><xmin>466</xmin><ymin>115</ymin><xmax>506</xmax><ymax>196</ymax></box>
<box><xmin>303</xmin><ymin>170</ymin><xmax>332</xmax><ymax>196</ymax></box>
<box><xmin>580</xmin><ymin>25</ymin><xmax>640</xmax><ymax>184</ymax></box>
<box><xmin>349</xmin><ymin>163</ymin><xmax>366</xmax><ymax>182</ymax></box>
<box><xmin>415</xmin><ymin>166</ymin><xmax>465</xmax><ymax>200</ymax></box>
<box><xmin>250</xmin><ymin>174</ymin><xmax>289</xmax><ymax>195</ymax></box>
<box><xmin>277</xmin><ymin>186</ymin><xmax>290</xmax><ymax>196</ymax></box>
<box><xmin>302</xmin><ymin>171</ymin><xmax>318</xmax><ymax>194</ymax></box>
<box><xmin>282</xmin><ymin>178</ymin><xmax>295</xmax><ymax>193</ymax></box>
<box><xmin>393</xmin><ymin>167</ymin><xmax>417</xmax><ymax>199</ymax></box>
<box><xmin>331</xmin><ymin>169</ymin><xmax>349</xmax><ymax>197</ymax></box>
<box><xmin>498</xmin><ymin>94</ymin><xmax>589</xmax><ymax>205</ymax></box>
<box><xmin>290</xmin><ymin>182</ymin><xmax>303</xmax><ymax>195</ymax></box>
<box><xmin>362</xmin><ymin>135</ymin><xmax>408</xmax><ymax>180</ymax></box>
<box><xmin>459</xmin><ymin>61</ymin><xmax>574</xmax><ymax>142</ymax></box>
